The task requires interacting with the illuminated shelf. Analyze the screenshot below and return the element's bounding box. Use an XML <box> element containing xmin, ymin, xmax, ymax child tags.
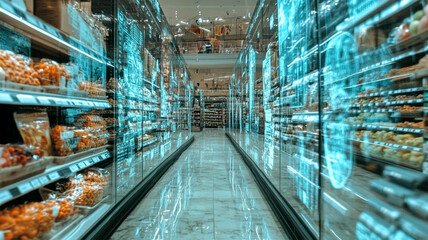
<box><xmin>143</xmin><ymin>137</ymin><xmax>158</xmax><ymax>147</ymax></box>
<box><xmin>143</xmin><ymin>77</ymin><xmax>160</xmax><ymax>89</ymax></box>
<box><xmin>0</xmin><ymin>1</ymin><xmax>111</xmax><ymax>65</ymax></box>
<box><xmin>354</xmin><ymin>151</ymin><xmax>421</xmax><ymax>171</ymax></box>
<box><xmin>0</xmin><ymin>150</ymin><xmax>110</xmax><ymax>205</ymax></box>
<box><xmin>339</xmin><ymin>87</ymin><xmax>423</xmax><ymax>101</ymax></box>
<box><xmin>143</xmin><ymin>97</ymin><xmax>157</xmax><ymax>104</ymax></box>
<box><xmin>337</xmin><ymin>0</ymin><xmax>418</xmax><ymax>31</ymax></box>
<box><xmin>350</xmin><ymin>124</ymin><xmax>424</xmax><ymax>134</ymax></box>
<box><xmin>143</xmin><ymin>123</ymin><xmax>160</xmax><ymax>133</ymax></box>
<box><xmin>350</xmin><ymin>98</ymin><xmax>423</xmax><ymax>108</ymax></box>
<box><xmin>0</xmin><ymin>89</ymin><xmax>111</xmax><ymax>108</ymax></box>
<box><xmin>349</xmin><ymin>109</ymin><xmax>423</xmax><ymax>117</ymax></box>
<box><xmin>353</xmin><ymin>137</ymin><xmax>422</xmax><ymax>152</ymax></box>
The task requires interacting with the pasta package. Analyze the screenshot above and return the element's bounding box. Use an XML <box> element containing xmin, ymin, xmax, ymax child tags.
<box><xmin>14</xmin><ymin>112</ymin><xmax>53</xmax><ymax>155</ymax></box>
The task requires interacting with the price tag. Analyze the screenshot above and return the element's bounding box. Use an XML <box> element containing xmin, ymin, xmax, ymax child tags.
<box><xmin>388</xmin><ymin>91</ymin><xmax>394</xmax><ymax>94</ymax></box>
<box><xmin>92</xmin><ymin>156</ymin><xmax>100</xmax><ymax>163</ymax></box>
<box><xmin>78</xmin><ymin>162</ymin><xmax>86</xmax><ymax>168</ymax></box>
<box><xmin>18</xmin><ymin>182</ymin><xmax>32</xmax><ymax>193</ymax></box>
<box><xmin>84</xmin><ymin>160</ymin><xmax>90</xmax><ymax>166</ymax></box>
<box><xmin>83</xmin><ymin>101</ymin><xmax>91</xmax><ymax>106</ymax></box>
<box><xmin>49</xmin><ymin>172</ymin><xmax>60</xmax><ymax>181</ymax></box>
<box><xmin>37</xmin><ymin>96</ymin><xmax>51</xmax><ymax>105</ymax></box>
<box><xmin>39</xmin><ymin>176</ymin><xmax>49</xmax><ymax>185</ymax></box>
<box><xmin>53</xmin><ymin>98</ymin><xmax>68</xmax><ymax>105</ymax></box>
<box><xmin>16</xmin><ymin>94</ymin><xmax>37</xmax><ymax>104</ymax></box>
<box><xmin>402</xmin><ymin>146</ymin><xmax>408</xmax><ymax>150</ymax></box>
<box><xmin>397</xmin><ymin>128</ymin><xmax>404</xmax><ymax>131</ymax></box>
<box><xmin>0</xmin><ymin>92</ymin><xmax>13</xmax><ymax>103</ymax></box>
<box><xmin>0</xmin><ymin>191</ymin><xmax>12</xmax><ymax>204</ymax></box>
<box><xmin>31</xmin><ymin>179</ymin><xmax>41</xmax><ymax>188</ymax></box>
<box><xmin>70</xmin><ymin>165</ymin><xmax>79</xmax><ymax>172</ymax></box>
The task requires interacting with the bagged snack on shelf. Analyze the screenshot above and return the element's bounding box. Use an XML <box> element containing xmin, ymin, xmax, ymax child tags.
<box><xmin>39</xmin><ymin>187</ymin><xmax>78</xmax><ymax>222</ymax></box>
<box><xmin>0</xmin><ymin>50</ymin><xmax>40</xmax><ymax>87</ymax></box>
<box><xmin>14</xmin><ymin>112</ymin><xmax>53</xmax><ymax>155</ymax></box>
<box><xmin>75</xmin><ymin>115</ymin><xmax>107</xmax><ymax>129</ymax></box>
<box><xmin>0</xmin><ymin>144</ymin><xmax>44</xmax><ymax>168</ymax></box>
<box><xmin>64</xmin><ymin>184</ymin><xmax>104</xmax><ymax>207</ymax></box>
<box><xmin>57</xmin><ymin>168</ymin><xmax>110</xmax><ymax>207</ymax></box>
<box><xmin>33</xmin><ymin>59</ymin><xmax>69</xmax><ymax>86</ymax></box>
<box><xmin>0</xmin><ymin>201</ymin><xmax>59</xmax><ymax>240</ymax></box>
<box><xmin>79</xmin><ymin>80</ymin><xmax>106</xmax><ymax>97</ymax></box>
<box><xmin>50</xmin><ymin>125</ymin><xmax>79</xmax><ymax>156</ymax></box>
<box><xmin>81</xmin><ymin>168</ymin><xmax>110</xmax><ymax>186</ymax></box>
<box><xmin>73</xmin><ymin>129</ymin><xmax>91</xmax><ymax>152</ymax></box>
<box><xmin>90</xmin><ymin>129</ymin><xmax>109</xmax><ymax>148</ymax></box>
<box><xmin>106</xmin><ymin>78</ymin><xmax>123</xmax><ymax>94</ymax></box>
<box><xmin>54</xmin><ymin>197</ymin><xmax>77</xmax><ymax>221</ymax></box>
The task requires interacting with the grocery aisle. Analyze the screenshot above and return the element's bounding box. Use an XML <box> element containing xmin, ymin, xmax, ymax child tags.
<box><xmin>111</xmin><ymin>129</ymin><xmax>288</xmax><ymax>240</ymax></box>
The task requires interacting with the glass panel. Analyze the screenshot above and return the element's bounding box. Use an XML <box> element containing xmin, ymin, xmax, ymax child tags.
<box><xmin>0</xmin><ymin>0</ymin><xmax>192</xmax><ymax>238</ymax></box>
<box><xmin>278</xmin><ymin>0</ymin><xmax>320</xmax><ymax>237</ymax></box>
<box><xmin>319</xmin><ymin>0</ymin><xmax>428</xmax><ymax>239</ymax></box>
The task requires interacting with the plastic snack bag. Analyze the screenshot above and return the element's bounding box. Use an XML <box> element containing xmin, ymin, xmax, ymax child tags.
<box><xmin>50</xmin><ymin>125</ymin><xmax>79</xmax><ymax>156</ymax></box>
<box><xmin>14</xmin><ymin>112</ymin><xmax>53</xmax><ymax>155</ymax></box>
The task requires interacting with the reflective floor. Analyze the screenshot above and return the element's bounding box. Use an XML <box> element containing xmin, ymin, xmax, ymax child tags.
<box><xmin>111</xmin><ymin>129</ymin><xmax>288</xmax><ymax>240</ymax></box>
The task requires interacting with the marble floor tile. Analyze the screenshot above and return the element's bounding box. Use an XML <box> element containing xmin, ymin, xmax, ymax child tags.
<box><xmin>111</xmin><ymin>129</ymin><xmax>287</xmax><ymax>240</ymax></box>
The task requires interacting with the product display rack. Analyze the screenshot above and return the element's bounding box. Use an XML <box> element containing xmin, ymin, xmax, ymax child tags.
<box><xmin>0</xmin><ymin>0</ymin><xmax>193</xmax><ymax>239</ymax></box>
<box><xmin>191</xmin><ymin>107</ymin><xmax>202</xmax><ymax>132</ymax></box>
<box><xmin>228</xmin><ymin>0</ymin><xmax>428</xmax><ymax>239</ymax></box>
<box><xmin>204</xmin><ymin>96</ymin><xmax>228</xmax><ymax>128</ymax></box>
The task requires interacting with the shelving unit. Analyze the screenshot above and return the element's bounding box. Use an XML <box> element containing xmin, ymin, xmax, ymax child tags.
<box><xmin>0</xmin><ymin>0</ymin><xmax>193</xmax><ymax>239</ymax></box>
<box><xmin>191</xmin><ymin>108</ymin><xmax>202</xmax><ymax>132</ymax></box>
<box><xmin>204</xmin><ymin>96</ymin><xmax>227</xmax><ymax>128</ymax></box>
<box><xmin>229</xmin><ymin>0</ymin><xmax>428</xmax><ymax>239</ymax></box>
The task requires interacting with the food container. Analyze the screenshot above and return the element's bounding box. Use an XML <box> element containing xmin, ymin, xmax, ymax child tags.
<box><xmin>51</xmin><ymin>146</ymin><xmax>107</xmax><ymax>165</ymax></box>
<box><xmin>0</xmin><ymin>201</ymin><xmax>59</xmax><ymax>240</ymax></box>
<box><xmin>0</xmin><ymin>157</ymin><xmax>51</xmax><ymax>187</ymax></box>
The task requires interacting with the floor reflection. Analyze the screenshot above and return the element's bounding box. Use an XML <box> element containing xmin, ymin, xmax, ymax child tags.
<box><xmin>111</xmin><ymin>129</ymin><xmax>287</xmax><ymax>240</ymax></box>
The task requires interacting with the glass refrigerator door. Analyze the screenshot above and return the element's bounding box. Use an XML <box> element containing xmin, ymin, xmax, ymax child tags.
<box><xmin>277</xmin><ymin>0</ymin><xmax>321</xmax><ymax>237</ymax></box>
<box><xmin>319</xmin><ymin>0</ymin><xmax>428</xmax><ymax>239</ymax></box>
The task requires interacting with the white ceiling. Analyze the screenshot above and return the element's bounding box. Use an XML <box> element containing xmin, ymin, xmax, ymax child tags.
<box><xmin>158</xmin><ymin>0</ymin><xmax>258</xmax><ymax>26</ymax></box>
